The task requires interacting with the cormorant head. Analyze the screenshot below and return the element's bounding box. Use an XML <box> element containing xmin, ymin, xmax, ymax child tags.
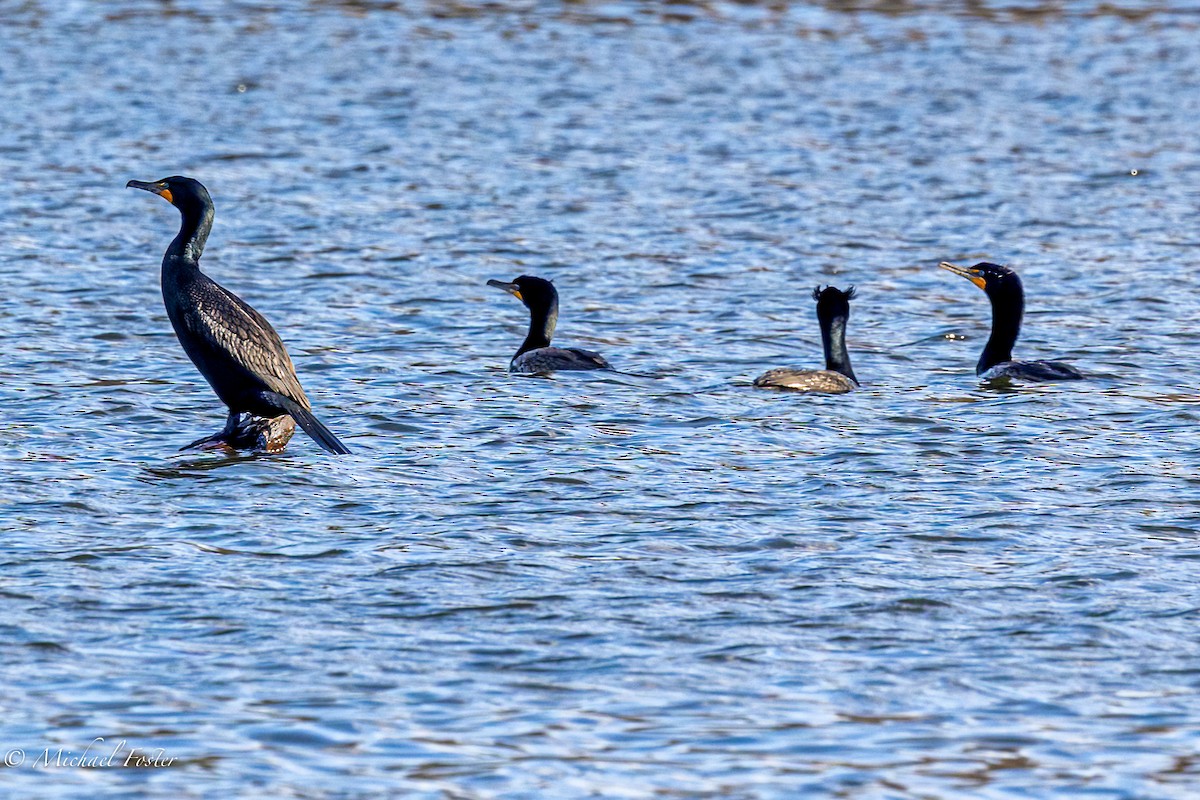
<box><xmin>812</xmin><ymin>285</ymin><xmax>855</xmax><ymax>318</ymax></box>
<box><xmin>939</xmin><ymin>261</ymin><xmax>1022</xmax><ymax>300</ymax></box>
<box><xmin>486</xmin><ymin>275</ymin><xmax>558</xmax><ymax>311</ymax></box>
<box><xmin>126</xmin><ymin>175</ymin><xmax>213</xmax><ymax>216</ymax></box>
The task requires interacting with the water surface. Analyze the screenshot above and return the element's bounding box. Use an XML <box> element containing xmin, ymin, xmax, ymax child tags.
<box><xmin>2</xmin><ymin>1</ymin><xmax>1200</xmax><ymax>797</ymax></box>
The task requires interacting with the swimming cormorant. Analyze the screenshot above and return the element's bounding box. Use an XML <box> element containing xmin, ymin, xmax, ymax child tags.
<box><xmin>127</xmin><ymin>176</ymin><xmax>351</xmax><ymax>454</ymax></box>
<box><xmin>487</xmin><ymin>275</ymin><xmax>611</xmax><ymax>374</ymax></box>
<box><xmin>939</xmin><ymin>261</ymin><xmax>1083</xmax><ymax>382</ymax></box>
<box><xmin>754</xmin><ymin>285</ymin><xmax>859</xmax><ymax>393</ymax></box>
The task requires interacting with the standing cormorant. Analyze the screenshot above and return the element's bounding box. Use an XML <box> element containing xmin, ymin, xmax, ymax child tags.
<box><xmin>127</xmin><ymin>176</ymin><xmax>351</xmax><ymax>454</ymax></box>
<box><xmin>486</xmin><ymin>275</ymin><xmax>611</xmax><ymax>374</ymax></box>
<box><xmin>754</xmin><ymin>285</ymin><xmax>860</xmax><ymax>393</ymax></box>
<box><xmin>939</xmin><ymin>261</ymin><xmax>1083</xmax><ymax>382</ymax></box>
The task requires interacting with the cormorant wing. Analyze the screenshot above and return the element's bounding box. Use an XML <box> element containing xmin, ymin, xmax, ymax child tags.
<box><xmin>180</xmin><ymin>277</ymin><xmax>312</xmax><ymax>407</ymax></box>
<box><xmin>982</xmin><ymin>360</ymin><xmax>1084</xmax><ymax>382</ymax></box>
<box><xmin>512</xmin><ymin>346</ymin><xmax>611</xmax><ymax>373</ymax></box>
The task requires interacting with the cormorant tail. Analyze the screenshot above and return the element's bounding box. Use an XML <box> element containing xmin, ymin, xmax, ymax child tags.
<box><xmin>266</xmin><ymin>392</ymin><xmax>351</xmax><ymax>455</ymax></box>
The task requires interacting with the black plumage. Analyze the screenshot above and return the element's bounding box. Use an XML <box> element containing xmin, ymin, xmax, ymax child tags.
<box><xmin>939</xmin><ymin>261</ymin><xmax>1083</xmax><ymax>382</ymax></box>
<box><xmin>127</xmin><ymin>176</ymin><xmax>350</xmax><ymax>454</ymax></box>
<box><xmin>486</xmin><ymin>275</ymin><xmax>611</xmax><ymax>374</ymax></box>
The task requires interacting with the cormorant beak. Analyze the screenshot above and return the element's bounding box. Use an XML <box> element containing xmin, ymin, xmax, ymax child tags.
<box><xmin>486</xmin><ymin>279</ymin><xmax>523</xmax><ymax>302</ymax></box>
<box><xmin>939</xmin><ymin>261</ymin><xmax>987</xmax><ymax>290</ymax></box>
<box><xmin>126</xmin><ymin>179</ymin><xmax>174</xmax><ymax>205</ymax></box>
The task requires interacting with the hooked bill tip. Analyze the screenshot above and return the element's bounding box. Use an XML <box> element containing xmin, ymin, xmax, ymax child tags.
<box><xmin>127</xmin><ymin>180</ymin><xmax>173</xmax><ymax>204</ymax></box>
<box><xmin>487</xmin><ymin>279</ymin><xmax>523</xmax><ymax>301</ymax></box>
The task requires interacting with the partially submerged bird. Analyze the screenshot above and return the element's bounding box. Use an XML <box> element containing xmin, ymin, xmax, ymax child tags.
<box><xmin>939</xmin><ymin>261</ymin><xmax>1083</xmax><ymax>382</ymax></box>
<box><xmin>754</xmin><ymin>285</ymin><xmax>860</xmax><ymax>394</ymax></box>
<box><xmin>487</xmin><ymin>275</ymin><xmax>611</xmax><ymax>374</ymax></box>
<box><xmin>127</xmin><ymin>176</ymin><xmax>351</xmax><ymax>454</ymax></box>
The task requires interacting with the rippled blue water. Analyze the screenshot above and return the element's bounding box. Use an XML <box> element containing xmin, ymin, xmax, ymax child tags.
<box><xmin>3</xmin><ymin>1</ymin><xmax>1200</xmax><ymax>797</ymax></box>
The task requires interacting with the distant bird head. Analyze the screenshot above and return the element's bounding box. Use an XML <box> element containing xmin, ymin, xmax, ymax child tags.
<box><xmin>126</xmin><ymin>175</ymin><xmax>212</xmax><ymax>216</ymax></box>
<box><xmin>812</xmin><ymin>285</ymin><xmax>855</xmax><ymax>318</ymax></box>
<box><xmin>939</xmin><ymin>261</ymin><xmax>1021</xmax><ymax>299</ymax></box>
<box><xmin>486</xmin><ymin>275</ymin><xmax>559</xmax><ymax>310</ymax></box>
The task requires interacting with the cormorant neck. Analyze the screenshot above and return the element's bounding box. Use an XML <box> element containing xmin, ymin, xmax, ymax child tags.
<box><xmin>819</xmin><ymin>312</ymin><xmax>858</xmax><ymax>385</ymax></box>
<box><xmin>166</xmin><ymin>202</ymin><xmax>214</xmax><ymax>265</ymax></box>
<box><xmin>979</xmin><ymin>285</ymin><xmax>1023</xmax><ymax>374</ymax></box>
<box><xmin>517</xmin><ymin>298</ymin><xmax>558</xmax><ymax>356</ymax></box>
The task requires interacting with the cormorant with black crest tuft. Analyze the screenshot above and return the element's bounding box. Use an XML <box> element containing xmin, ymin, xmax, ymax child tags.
<box><xmin>754</xmin><ymin>285</ymin><xmax>860</xmax><ymax>394</ymax></box>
